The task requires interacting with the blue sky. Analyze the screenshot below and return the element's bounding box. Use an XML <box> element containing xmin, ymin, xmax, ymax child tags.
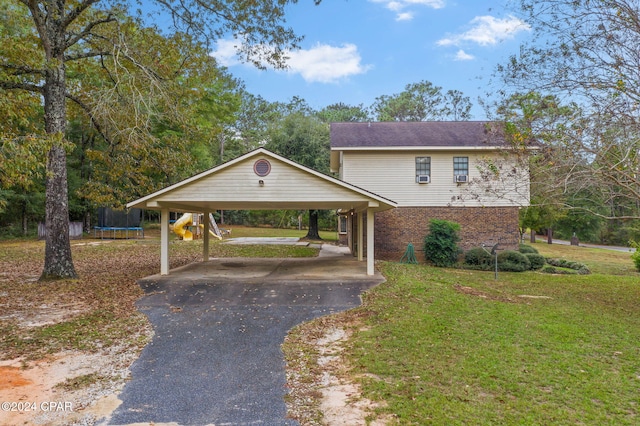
<box><xmin>210</xmin><ymin>0</ymin><xmax>532</xmax><ymax>120</ymax></box>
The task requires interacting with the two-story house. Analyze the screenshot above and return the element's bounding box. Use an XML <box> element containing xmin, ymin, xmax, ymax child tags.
<box><xmin>330</xmin><ymin>121</ymin><xmax>531</xmax><ymax>260</ymax></box>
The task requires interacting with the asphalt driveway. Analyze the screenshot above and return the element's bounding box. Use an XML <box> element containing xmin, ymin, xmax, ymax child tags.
<box><xmin>106</xmin><ymin>246</ymin><xmax>384</xmax><ymax>426</ymax></box>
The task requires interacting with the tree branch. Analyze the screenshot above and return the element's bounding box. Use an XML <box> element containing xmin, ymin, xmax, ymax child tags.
<box><xmin>62</xmin><ymin>0</ymin><xmax>101</xmax><ymax>30</ymax></box>
<box><xmin>0</xmin><ymin>81</ymin><xmax>43</xmax><ymax>94</ymax></box>
<box><xmin>65</xmin><ymin>14</ymin><xmax>116</xmax><ymax>50</ymax></box>
<box><xmin>64</xmin><ymin>50</ymin><xmax>110</xmax><ymax>62</ymax></box>
<box><xmin>0</xmin><ymin>63</ymin><xmax>45</xmax><ymax>76</ymax></box>
<box><xmin>65</xmin><ymin>92</ymin><xmax>113</xmax><ymax>146</ymax></box>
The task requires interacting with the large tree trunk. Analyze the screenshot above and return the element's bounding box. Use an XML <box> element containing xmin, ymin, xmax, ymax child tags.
<box><xmin>304</xmin><ymin>209</ymin><xmax>322</xmax><ymax>240</ymax></box>
<box><xmin>40</xmin><ymin>49</ymin><xmax>77</xmax><ymax>280</ymax></box>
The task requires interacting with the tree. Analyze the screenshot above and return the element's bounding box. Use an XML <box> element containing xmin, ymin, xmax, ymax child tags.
<box><xmin>493</xmin><ymin>92</ymin><xmax>582</xmax><ymax>242</ymax></box>
<box><xmin>371</xmin><ymin>80</ymin><xmax>473</xmax><ymax>121</ymax></box>
<box><xmin>316</xmin><ymin>102</ymin><xmax>369</xmax><ymax>123</ymax></box>
<box><xmin>1</xmin><ymin>0</ymin><xmax>311</xmax><ymax>279</ymax></box>
<box><xmin>498</xmin><ymin>0</ymin><xmax>640</xmax><ymax>222</ymax></box>
<box><xmin>265</xmin><ymin>107</ymin><xmax>330</xmax><ymax>240</ymax></box>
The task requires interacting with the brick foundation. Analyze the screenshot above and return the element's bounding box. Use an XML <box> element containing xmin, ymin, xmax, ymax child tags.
<box><xmin>373</xmin><ymin>206</ymin><xmax>520</xmax><ymax>261</ymax></box>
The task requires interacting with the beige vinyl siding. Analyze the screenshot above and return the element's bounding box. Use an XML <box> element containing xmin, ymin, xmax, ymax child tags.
<box><xmin>340</xmin><ymin>151</ymin><xmax>529</xmax><ymax>207</ymax></box>
<box><xmin>157</xmin><ymin>156</ymin><xmax>373</xmax><ymax>206</ymax></box>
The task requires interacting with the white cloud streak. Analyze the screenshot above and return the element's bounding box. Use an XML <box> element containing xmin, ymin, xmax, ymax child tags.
<box><xmin>455</xmin><ymin>49</ymin><xmax>475</xmax><ymax>61</ymax></box>
<box><xmin>370</xmin><ymin>0</ymin><xmax>445</xmax><ymax>21</ymax></box>
<box><xmin>437</xmin><ymin>15</ymin><xmax>531</xmax><ymax>47</ymax></box>
<box><xmin>210</xmin><ymin>40</ymin><xmax>371</xmax><ymax>84</ymax></box>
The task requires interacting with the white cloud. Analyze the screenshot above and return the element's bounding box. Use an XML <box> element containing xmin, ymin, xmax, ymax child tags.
<box><xmin>210</xmin><ymin>39</ymin><xmax>241</xmax><ymax>67</ymax></box>
<box><xmin>454</xmin><ymin>49</ymin><xmax>475</xmax><ymax>61</ymax></box>
<box><xmin>210</xmin><ymin>40</ymin><xmax>371</xmax><ymax>84</ymax></box>
<box><xmin>437</xmin><ymin>15</ymin><xmax>531</xmax><ymax>47</ymax></box>
<box><xmin>396</xmin><ymin>12</ymin><xmax>414</xmax><ymax>21</ymax></box>
<box><xmin>286</xmin><ymin>43</ymin><xmax>372</xmax><ymax>83</ymax></box>
<box><xmin>370</xmin><ymin>0</ymin><xmax>445</xmax><ymax>21</ymax></box>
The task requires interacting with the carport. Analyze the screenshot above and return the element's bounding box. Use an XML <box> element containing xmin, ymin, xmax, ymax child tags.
<box><xmin>127</xmin><ymin>148</ymin><xmax>396</xmax><ymax>276</ymax></box>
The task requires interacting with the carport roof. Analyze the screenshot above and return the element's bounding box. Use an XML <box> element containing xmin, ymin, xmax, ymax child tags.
<box><xmin>126</xmin><ymin>148</ymin><xmax>397</xmax><ymax>213</ymax></box>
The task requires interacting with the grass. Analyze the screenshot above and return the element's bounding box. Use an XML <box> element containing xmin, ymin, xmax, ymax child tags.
<box><xmin>5</xmin><ymin>229</ymin><xmax>637</xmax><ymax>423</ymax></box>
<box><xmin>324</xmin><ymin>245</ymin><xmax>640</xmax><ymax>425</ymax></box>
<box><xmin>214</xmin><ymin>224</ymin><xmax>339</xmax><ymax>241</ymax></box>
<box><xmin>0</xmin><ymin>227</ymin><xmax>324</xmax><ymax>360</ymax></box>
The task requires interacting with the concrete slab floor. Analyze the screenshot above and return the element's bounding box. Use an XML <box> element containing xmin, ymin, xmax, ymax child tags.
<box><xmin>140</xmin><ymin>244</ymin><xmax>375</xmax><ymax>283</ymax></box>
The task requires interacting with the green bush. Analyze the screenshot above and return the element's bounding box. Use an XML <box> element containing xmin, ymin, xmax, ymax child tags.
<box><xmin>497</xmin><ymin>250</ymin><xmax>531</xmax><ymax>272</ymax></box>
<box><xmin>423</xmin><ymin>219</ymin><xmax>461</xmax><ymax>267</ymax></box>
<box><xmin>519</xmin><ymin>244</ymin><xmax>539</xmax><ymax>254</ymax></box>
<box><xmin>630</xmin><ymin>241</ymin><xmax>640</xmax><ymax>272</ymax></box>
<box><xmin>464</xmin><ymin>247</ymin><xmax>493</xmax><ymax>269</ymax></box>
<box><xmin>525</xmin><ymin>253</ymin><xmax>546</xmax><ymax>270</ymax></box>
<box><xmin>546</xmin><ymin>258</ymin><xmax>591</xmax><ymax>275</ymax></box>
<box><xmin>541</xmin><ymin>265</ymin><xmax>576</xmax><ymax>275</ymax></box>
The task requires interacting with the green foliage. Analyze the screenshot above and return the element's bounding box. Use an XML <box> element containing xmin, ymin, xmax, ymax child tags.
<box><xmin>423</xmin><ymin>219</ymin><xmax>461</xmax><ymax>267</ymax></box>
<box><xmin>266</xmin><ymin>112</ymin><xmax>330</xmax><ymax>173</ymax></box>
<box><xmin>463</xmin><ymin>247</ymin><xmax>493</xmax><ymax>270</ymax></box>
<box><xmin>372</xmin><ymin>80</ymin><xmax>472</xmax><ymax>122</ymax></box>
<box><xmin>316</xmin><ymin>102</ymin><xmax>369</xmax><ymax>123</ymax></box>
<box><xmin>518</xmin><ymin>244</ymin><xmax>539</xmax><ymax>254</ymax></box>
<box><xmin>629</xmin><ymin>241</ymin><xmax>640</xmax><ymax>272</ymax></box>
<box><xmin>545</xmin><ymin>258</ymin><xmax>591</xmax><ymax>275</ymax></box>
<box><xmin>525</xmin><ymin>253</ymin><xmax>546</xmax><ymax>270</ymax></box>
<box><xmin>540</xmin><ymin>265</ymin><xmax>576</xmax><ymax>275</ymax></box>
<box><xmin>497</xmin><ymin>250</ymin><xmax>531</xmax><ymax>272</ymax></box>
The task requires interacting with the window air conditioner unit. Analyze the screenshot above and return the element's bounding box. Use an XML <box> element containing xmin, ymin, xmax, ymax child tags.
<box><xmin>455</xmin><ymin>175</ymin><xmax>468</xmax><ymax>183</ymax></box>
<box><xmin>417</xmin><ymin>175</ymin><xmax>430</xmax><ymax>184</ymax></box>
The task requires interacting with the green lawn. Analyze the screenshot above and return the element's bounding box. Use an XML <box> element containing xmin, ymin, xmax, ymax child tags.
<box><xmin>286</xmin><ymin>243</ymin><xmax>640</xmax><ymax>425</ymax></box>
<box><xmin>222</xmin><ymin>224</ymin><xmax>338</xmax><ymax>241</ymax></box>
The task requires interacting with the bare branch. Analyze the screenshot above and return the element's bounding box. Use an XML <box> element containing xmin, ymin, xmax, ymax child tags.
<box><xmin>64</xmin><ymin>50</ymin><xmax>109</xmax><ymax>62</ymax></box>
<box><xmin>65</xmin><ymin>92</ymin><xmax>114</xmax><ymax>147</ymax></box>
<box><xmin>65</xmin><ymin>14</ymin><xmax>116</xmax><ymax>50</ymax></box>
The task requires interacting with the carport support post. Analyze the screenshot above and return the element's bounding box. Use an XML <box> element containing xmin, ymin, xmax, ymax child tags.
<box><xmin>357</xmin><ymin>212</ymin><xmax>364</xmax><ymax>261</ymax></box>
<box><xmin>160</xmin><ymin>208</ymin><xmax>170</xmax><ymax>275</ymax></box>
<box><xmin>366</xmin><ymin>208</ymin><xmax>374</xmax><ymax>276</ymax></box>
<box><xmin>203</xmin><ymin>210</ymin><xmax>210</xmax><ymax>262</ymax></box>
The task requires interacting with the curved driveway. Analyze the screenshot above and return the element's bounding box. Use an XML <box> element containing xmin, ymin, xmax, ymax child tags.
<box><xmin>107</xmin><ymin>246</ymin><xmax>384</xmax><ymax>426</ymax></box>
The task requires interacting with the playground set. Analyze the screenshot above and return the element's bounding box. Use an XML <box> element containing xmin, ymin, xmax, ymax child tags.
<box><xmin>92</xmin><ymin>208</ymin><xmax>229</xmax><ymax>241</ymax></box>
<box><xmin>172</xmin><ymin>213</ymin><xmax>230</xmax><ymax>241</ymax></box>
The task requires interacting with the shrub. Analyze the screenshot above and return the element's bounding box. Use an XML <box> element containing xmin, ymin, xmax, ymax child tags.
<box><xmin>464</xmin><ymin>247</ymin><xmax>493</xmax><ymax>269</ymax></box>
<box><xmin>541</xmin><ymin>265</ymin><xmax>576</xmax><ymax>275</ymax></box>
<box><xmin>519</xmin><ymin>244</ymin><xmax>539</xmax><ymax>254</ymax></box>
<box><xmin>630</xmin><ymin>241</ymin><xmax>640</xmax><ymax>272</ymax></box>
<box><xmin>525</xmin><ymin>253</ymin><xmax>546</xmax><ymax>270</ymax></box>
<box><xmin>546</xmin><ymin>258</ymin><xmax>591</xmax><ymax>275</ymax></box>
<box><xmin>497</xmin><ymin>250</ymin><xmax>531</xmax><ymax>272</ymax></box>
<box><xmin>423</xmin><ymin>219</ymin><xmax>461</xmax><ymax>267</ymax></box>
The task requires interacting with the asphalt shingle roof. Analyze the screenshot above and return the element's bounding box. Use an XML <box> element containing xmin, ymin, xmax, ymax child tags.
<box><xmin>330</xmin><ymin>121</ymin><xmax>508</xmax><ymax>148</ymax></box>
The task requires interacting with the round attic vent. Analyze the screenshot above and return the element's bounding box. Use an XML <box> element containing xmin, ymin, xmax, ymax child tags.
<box><xmin>253</xmin><ymin>159</ymin><xmax>271</xmax><ymax>177</ymax></box>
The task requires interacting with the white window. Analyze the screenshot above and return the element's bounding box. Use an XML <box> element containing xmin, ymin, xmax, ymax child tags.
<box><xmin>415</xmin><ymin>157</ymin><xmax>431</xmax><ymax>183</ymax></box>
<box><xmin>453</xmin><ymin>157</ymin><xmax>469</xmax><ymax>182</ymax></box>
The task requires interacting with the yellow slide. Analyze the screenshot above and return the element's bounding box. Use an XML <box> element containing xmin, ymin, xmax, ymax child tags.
<box><xmin>173</xmin><ymin>213</ymin><xmax>222</xmax><ymax>241</ymax></box>
<box><xmin>173</xmin><ymin>213</ymin><xmax>194</xmax><ymax>241</ymax></box>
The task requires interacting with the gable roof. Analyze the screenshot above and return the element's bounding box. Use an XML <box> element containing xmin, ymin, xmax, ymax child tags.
<box><xmin>330</xmin><ymin>121</ymin><xmax>509</xmax><ymax>149</ymax></box>
<box><xmin>127</xmin><ymin>148</ymin><xmax>396</xmax><ymax>213</ymax></box>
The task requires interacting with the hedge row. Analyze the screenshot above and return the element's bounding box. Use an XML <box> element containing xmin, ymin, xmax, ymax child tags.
<box><xmin>462</xmin><ymin>244</ymin><xmax>589</xmax><ymax>274</ymax></box>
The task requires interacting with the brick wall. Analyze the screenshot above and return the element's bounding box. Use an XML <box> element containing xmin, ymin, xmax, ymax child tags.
<box><xmin>373</xmin><ymin>206</ymin><xmax>520</xmax><ymax>261</ymax></box>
